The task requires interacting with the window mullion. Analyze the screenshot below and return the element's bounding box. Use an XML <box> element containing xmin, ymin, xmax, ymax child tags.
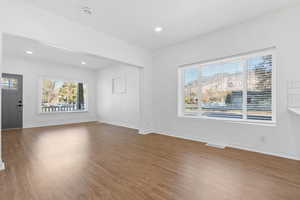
<box><xmin>242</xmin><ymin>60</ymin><xmax>248</xmax><ymax>119</ymax></box>
<box><xmin>181</xmin><ymin>69</ymin><xmax>186</xmax><ymax>115</ymax></box>
<box><xmin>197</xmin><ymin>66</ymin><xmax>202</xmax><ymax>116</ymax></box>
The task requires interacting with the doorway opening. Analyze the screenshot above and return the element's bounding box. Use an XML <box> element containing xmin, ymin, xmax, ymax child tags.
<box><xmin>1</xmin><ymin>33</ymin><xmax>142</xmax><ymax>130</ymax></box>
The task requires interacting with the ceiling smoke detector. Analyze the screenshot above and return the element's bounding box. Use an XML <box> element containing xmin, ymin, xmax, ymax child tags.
<box><xmin>81</xmin><ymin>6</ymin><xmax>92</xmax><ymax>15</ymax></box>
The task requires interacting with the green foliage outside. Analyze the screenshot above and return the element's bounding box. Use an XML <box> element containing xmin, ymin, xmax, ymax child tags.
<box><xmin>42</xmin><ymin>80</ymin><xmax>78</xmax><ymax>105</ymax></box>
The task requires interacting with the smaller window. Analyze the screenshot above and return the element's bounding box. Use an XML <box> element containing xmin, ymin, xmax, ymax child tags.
<box><xmin>41</xmin><ymin>79</ymin><xmax>87</xmax><ymax>113</ymax></box>
<box><xmin>2</xmin><ymin>77</ymin><xmax>18</xmax><ymax>89</ymax></box>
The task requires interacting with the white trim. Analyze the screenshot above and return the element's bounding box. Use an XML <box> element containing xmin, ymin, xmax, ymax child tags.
<box><xmin>206</xmin><ymin>143</ymin><xmax>226</xmax><ymax>149</ymax></box>
<box><xmin>242</xmin><ymin>59</ymin><xmax>248</xmax><ymax>119</ymax></box>
<box><xmin>178</xmin><ymin>47</ymin><xmax>276</xmax><ymax>68</ymax></box>
<box><xmin>138</xmin><ymin>68</ymin><xmax>143</xmax><ymax>134</ymax></box>
<box><xmin>177</xmin><ymin>68</ymin><xmax>184</xmax><ymax>117</ymax></box>
<box><xmin>23</xmin><ymin>118</ymin><xmax>97</xmax><ymax>129</ymax></box>
<box><xmin>227</xmin><ymin>144</ymin><xmax>300</xmax><ymax>161</ymax></box>
<box><xmin>0</xmin><ymin>161</ymin><xmax>5</xmax><ymax>171</ymax></box>
<box><xmin>178</xmin><ymin>114</ymin><xmax>276</xmax><ymax>127</ymax></box>
<box><xmin>39</xmin><ymin>110</ymin><xmax>89</xmax><ymax>115</ymax></box>
<box><xmin>288</xmin><ymin>107</ymin><xmax>300</xmax><ymax>115</ymax></box>
<box><xmin>139</xmin><ymin>129</ymin><xmax>154</xmax><ymax>135</ymax></box>
<box><xmin>272</xmin><ymin>49</ymin><xmax>277</xmax><ymax>123</ymax></box>
<box><xmin>178</xmin><ymin>47</ymin><xmax>276</xmax><ymax>125</ymax></box>
<box><xmin>153</xmin><ymin>130</ymin><xmax>300</xmax><ymax>161</ymax></box>
<box><xmin>98</xmin><ymin>120</ymin><xmax>139</xmax><ymax>130</ymax></box>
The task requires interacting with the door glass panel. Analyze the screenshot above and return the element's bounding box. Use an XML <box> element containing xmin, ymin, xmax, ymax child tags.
<box><xmin>2</xmin><ymin>77</ymin><xmax>18</xmax><ymax>89</ymax></box>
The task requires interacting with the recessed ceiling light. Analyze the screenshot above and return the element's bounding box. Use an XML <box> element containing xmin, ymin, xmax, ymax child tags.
<box><xmin>154</xmin><ymin>27</ymin><xmax>163</xmax><ymax>33</ymax></box>
<box><xmin>25</xmin><ymin>50</ymin><xmax>33</xmax><ymax>55</ymax></box>
<box><xmin>81</xmin><ymin>61</ymin><xmax>86</xmax><ymax>65</ymax></box>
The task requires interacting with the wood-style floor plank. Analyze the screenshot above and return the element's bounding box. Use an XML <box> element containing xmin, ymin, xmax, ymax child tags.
<box><xmin>1</xmin><ymin>122</ymin><xmax>300</xmax><ymax>200</ymax></box>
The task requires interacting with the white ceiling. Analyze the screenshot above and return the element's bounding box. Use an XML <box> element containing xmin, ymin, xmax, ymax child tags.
<box><xmin>22</xmin><ymin>0</ymin><xmax>300</xmax><ymax>50</ymax></box>
<box><xmin>3</xmin><ymin>34</ymin><xmax>120</xmax><ymax>69</ymax></box>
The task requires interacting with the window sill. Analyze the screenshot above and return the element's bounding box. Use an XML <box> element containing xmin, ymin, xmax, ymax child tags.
<box><xmin>39</xmin><ymin>110</ymin><xmax>89</xmax><ymax>115</ymax></box>
<box><xmin>178</xmin><ymin>114</ymin><xmax>276</xmax><ymax>127</ymax></box>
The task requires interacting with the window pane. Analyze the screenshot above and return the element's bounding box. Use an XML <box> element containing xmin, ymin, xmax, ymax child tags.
<box><xmin>200</xmin><ymin>60</ymin><xmax>244</xmax><ymax>119</ymax></box>
<box><xmin>247</xmin><ymin>55</ymin><xmax>272</xmax><ymax>121</ymax></box>
<box><xmin>183</xmin><ymin>67</ymin><xmax>200</xmax><ymax>113</ymax></box>
<box><xmin>2</xmin><ymin>77</ymin><xmax>18</xmax><ymax>89</ymax></box>
<box><xmin>41</xmin><ymin>79</ymin><xmax>87</xmax><ymax>113</ymax></box>
<box><xmin>180</xmin><ymin>50</ymin><xmax>274</xmax><ymax>123</ymax></box>
<box><xmin>2</xmin><ymin>78</ymin><xmax>10</xmax><ymax>88</ymax></box>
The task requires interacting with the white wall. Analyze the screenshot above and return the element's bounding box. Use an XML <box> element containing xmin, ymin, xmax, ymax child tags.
<box><xmin>0</xmin><ymin>0</ymin><xmax>153</xmax><ymax>165</ymax></box>
<box><xmin>97</xmin><ymin>65</ymin><xmax>140</xmax><ymax>129</ymax></box>
<box><xmin>0</xmin><ymin>0</ymin><xmax>153</xmax><ymax>132</ymax></box>
<box><xmin>0</xmin><ymin>0</ymin><xmax>153</xmax><ymax>133</ymax></box>
<box><xmin>152</xmin><ymin>5</ymin><xmax>300</xmax><ymax>160</ymax></box>
<box><xmin>3</xmin><ymin>56</ymin><xmax>98</xmax><ymax>128</ymax></box>
<box><xmin>0</xmin><ymin>0</ymin><xmax>152</xmax><ymax>133</ymax></box>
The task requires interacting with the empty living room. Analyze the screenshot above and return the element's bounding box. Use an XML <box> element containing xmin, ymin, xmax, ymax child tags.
<box><xmin>1</xmin><ymin>0</ymin><xmax>300</xmax><ymax>199</ymax></box>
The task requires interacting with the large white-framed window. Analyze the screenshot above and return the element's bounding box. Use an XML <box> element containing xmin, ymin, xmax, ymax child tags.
<box><xmin>178</xmin><ymin>48</ymin><xmax>276</xmax><ymax>124</ymax></box>
<box><xmin>39</xmin><ymin>78</ymin><xmax>88</xmax><ymax>113</ymax></box>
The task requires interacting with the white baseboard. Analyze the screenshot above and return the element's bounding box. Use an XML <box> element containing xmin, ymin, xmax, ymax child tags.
<box><xmin>227</xmin><ymin>144</ymin><xmax>300</xmax><ymax>161</ymax></box>
<box><xmin>138</xmin><ymin>129</ymin><xmax>154</xmax><ymax>135</ymax></box>
<box><xmin>206</xmin><ymin>143</ymin><xmax>226</xmax><ymax>149</ymax></box>
<box><xmin>97</xmin><ymin>120</ymin><xmax>155</xmax><ymax>134</ymax></box>
<box><xmin>0</xmin><ymin>161</ymin><xmax>5</xmax><ymax>171</ymax></box>
<box><xmin>153</xmin><ymin>130</ymin><xmax>300</xmax><ymax>161</ymax></box>
<box><xmin>153</xmin><ymin>130</ymin><xmax>209</xmax><ymax>144</ymax></box>
<box><xmin>23</xmin><ymin>117</ymin><xmax>97</xmax><ymax>129</ymax></box>
<box><xmin>98</xmin><ymin>120</ymin><xmax>138</xmax><ymax>130</ymax></box>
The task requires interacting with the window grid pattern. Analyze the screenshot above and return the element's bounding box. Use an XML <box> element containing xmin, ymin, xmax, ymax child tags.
<box><xmin>180</xmin><ymin>50</ymin><xmax>274</xmax><ymax>123</ymax></box>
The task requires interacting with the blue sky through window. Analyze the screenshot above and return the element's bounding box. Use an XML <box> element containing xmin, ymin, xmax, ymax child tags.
<box><xmin>184</xmin><ymin>67</ymin><xmax>198</xmax><ymax>85</ymax></box>
<box><xmin>201</xmin><ymin>60</ymin><xmax>243</xmax><ymax>77</ymax></box>
<box><xmin>184</xmin><ymin>56</ymin><xmax>271</xmax><ymax>85</ymax></box>
<box><xmin>184</xmin><ymin>61</ymin><xmax>243</xmax><ymax>85</ymax></box>
<box><xmin>53</xmin><ymin>80</ymin><xmax>64</xmax><ymax>89</ymax></box>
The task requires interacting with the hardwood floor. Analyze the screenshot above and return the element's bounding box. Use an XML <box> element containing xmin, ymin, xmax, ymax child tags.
<box><xmin>1</xmin><ymin>122</ymin><xmax>300</xmax><ymax>200</ymax></box>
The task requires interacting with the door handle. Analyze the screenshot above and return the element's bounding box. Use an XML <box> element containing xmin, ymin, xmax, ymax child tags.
<box><xmin>17</xmin><ymin>104</ymin><xmax>23</xmax><ymax>107</ymax></box>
